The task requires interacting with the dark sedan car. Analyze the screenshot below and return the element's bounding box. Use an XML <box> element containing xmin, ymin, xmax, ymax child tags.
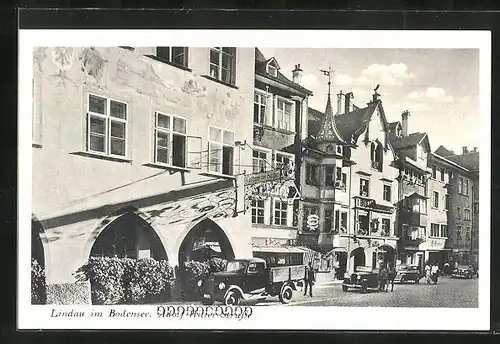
<box><xmin>342</xmin><ymin>266</ymin><xmax>380</xmax><ymax>293</ymax></box>
<box><xmin>393</xmin><ymin>265</ymin><xmax>422</xmax><ymax>284</ymax></box>
<box><xmin>452</xmin><ymin>265</ymin><xmax>476</xmax><ymax>279</ymax></box>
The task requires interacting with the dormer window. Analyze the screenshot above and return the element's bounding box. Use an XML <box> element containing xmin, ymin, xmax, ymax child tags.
<box><xmin>266</xmin><ymin>58</ymin><xmax>280</xmax><ymax>78</ymax></box>
<box><xmin>268</xmin><ymin>65</ymin><xmax>278</xmax><ymax>77</ymax></box>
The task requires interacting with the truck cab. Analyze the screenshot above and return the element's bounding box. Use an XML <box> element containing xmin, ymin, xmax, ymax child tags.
<box><xmin>201</xmin><ymin>258</ymin><xmax>304</xmax><ymax>305</ymax></box>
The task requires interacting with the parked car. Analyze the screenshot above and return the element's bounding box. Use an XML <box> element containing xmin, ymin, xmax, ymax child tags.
<box><xmin>393</xmin><ymin>265</ymin><xmax>422</xmax><ymax>284</ymax></box>
<box><xmin>342</xmin><ymin>266</ymin><xmax>380</xmax><ymax>293</ymax></box>
<box><xmin>452</xmin><ymin>265</ymin><xmax>476</xmax><ymax>279</ymax></box>
<box><xmin>200</xmin><ymin>258</ymin><xmax>306</xmax><ymax>305</ymax></box>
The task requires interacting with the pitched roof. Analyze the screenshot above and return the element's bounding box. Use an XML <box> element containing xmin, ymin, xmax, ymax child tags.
<box><xmin>448</xmin><ymin>152</ymin><xmax>479</xmax><ymax>172</ymax></box>
<box><xmin>254</xmin><ymin>48</ymin><xmax>313</xmax><ymax>96</ymax></box>
<box><xmin>388</xmin><ymin>132</ymin><xmax>427</xmax><ymax>150</ymax></box>
<box><xmin>334</xmin><ymin>102</ymin><xmax>378</xmax><ymax>144</ymax></box>
<box><xmin>435</xmin><ymin>145</ymin><xmax>455</xmax><ymax>157</ymax></box>
<box><xmin>388</xmin><ymin>121</ymin><xmax>401</xmax><ymax>132</ymax></box>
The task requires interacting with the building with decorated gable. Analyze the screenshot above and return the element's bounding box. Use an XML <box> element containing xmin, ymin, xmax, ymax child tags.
<box><xmin>31</xmin><ymin>46</ymin><xmax>256</xmax><ymax>304</ymax></box>
<box><xmin>299</xmin><ymin>80</ymin><xmax>399</xmax><ymax>275</ymax></box>
<box><xmin>248</xmin><ymin>48</ymin><xmax>318</xmax><ymax>267</ymax></box>
<box><xmin>434</xmin><ymin>145</ymin><xmax>479</xmax><ymax>267</ymax></box>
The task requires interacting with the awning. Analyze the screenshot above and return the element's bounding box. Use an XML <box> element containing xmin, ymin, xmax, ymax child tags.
<box><xmin>252</xmin><ymin>245</ymin><xmax>319</xmax><ymax>254</ymax></box>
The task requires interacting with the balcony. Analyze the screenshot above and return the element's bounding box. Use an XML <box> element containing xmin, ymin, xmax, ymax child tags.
<box><xmin>401</xmin><ymin>210</ymin><xmax>428</xmax><ymax>227</ymax></box>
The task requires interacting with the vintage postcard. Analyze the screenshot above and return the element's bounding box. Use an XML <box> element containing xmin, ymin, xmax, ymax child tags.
<box><xmin>18</xmin><ymin>29</ymin><xmax>491</xmax><ymax>330</ymax></box>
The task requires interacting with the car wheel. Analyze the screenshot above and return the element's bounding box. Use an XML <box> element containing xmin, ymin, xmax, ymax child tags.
<box><xmin>279</xmin><ymin>285</ymin><xmax>293</xmax><ymax>304</ymax></box>
<box><xmin>224</xmin><ymin>291</ymin><xmax>240</xmax><ymax>306</ymax></box>
<box><xmin>361</xmin><ymin>282</ymin><xmax>368</xmax><ymax>294</ymax></box>
<box><xmin>342</xmin><ymin>285</ymin><xmax>348</xmax><ymax>292</ymax></box>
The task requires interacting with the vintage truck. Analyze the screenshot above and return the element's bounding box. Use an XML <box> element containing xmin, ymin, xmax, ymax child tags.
<box><xmin>200</xmin><ymin>257</ymin><xmax>307</xmax><ymax>306</ymax></box>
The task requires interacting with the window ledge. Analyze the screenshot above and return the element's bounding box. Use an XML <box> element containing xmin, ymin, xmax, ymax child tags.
<box><xmin>71</xmin><ymin>151</ymin><xmax>132</xmax><ymax>163</ymax></box>
<box><xmin>199</xmin><ymin>171</ymin><xmax>236</xmax><ymax>180</ymax></box>
<box><xmin>200</xmin><ymin>74</ymin><xmax>238</xmax><ymax>89</ymax></box>
<box><xmin>251</xmin><ymin>224</ymin><xmax>297</xmax><ymax>230</ymax></box>
<box><xmin>144</xmin><ymin>55</ymin><xmax>192</xmax><ymax>72</ymax></box>
<box><xmin>143</xmin><ymin>162</ymin><xmax>191</xmax><ymax>173</ymax></box>
<box><xmin>32</xmin><ymin>143</ymin><xmax>42</xmax><ymax>148</ymax></box>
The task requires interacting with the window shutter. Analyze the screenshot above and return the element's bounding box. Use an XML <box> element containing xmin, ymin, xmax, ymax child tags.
<box><xmin>186</xmin><ymin>135</ymin><xmax>202</xmax><ymax>169</ymax></box>
<box><xmin>230</xmin><ymin>48</ymin><xmax>236</xmax><ymax>85</ymax></box>
<box><xmin>183</xmin><ymin>47</ymin><xmax>189</xmax><ymax>67</ymax></box>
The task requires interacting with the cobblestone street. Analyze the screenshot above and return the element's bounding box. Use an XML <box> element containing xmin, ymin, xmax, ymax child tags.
<box><xmin>259</xmin><ymin>275</ymin><xmax>478</xmax><ymax>308</ymax></box>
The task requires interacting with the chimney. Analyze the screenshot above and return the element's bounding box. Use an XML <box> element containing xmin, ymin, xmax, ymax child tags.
<box><xmin>337</xmin><ymin>90</ymin><xmax>345</xmax><ymax>114</ymax></box>
<box><xmin>401</xmin><ymin>110</ymin><xmax>410</xmax><ymax>137</ymax></box>
<box><xmin>292</xmin><ymin>64</ymin><xmax>303</xmax><ymax>85</ymax></box>
<box><xmin>344</xmin><ymin>92</ymin><xmax>354</xmax><ymax>113</ymax></box>
<box><xmin>473</xmin><ymin>147</ymin><xmax>477</xmax><ymax>153</ymax></box>
<box><xmin>462</xmin><ymin>146</ymin><xmax>469</xmax><ymax>154</ymax></box>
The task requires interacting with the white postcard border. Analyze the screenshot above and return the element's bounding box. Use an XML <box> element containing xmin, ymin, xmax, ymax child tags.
<box><xmin>18</xmin><ymin>29</ymin><xmax>491</xmax><ymax>331</ymax></box>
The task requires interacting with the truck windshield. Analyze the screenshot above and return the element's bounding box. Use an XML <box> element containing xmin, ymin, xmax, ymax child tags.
<box><xmin>225</xmin><ymin>261</ymin><xmax>247</xmax><ymax>272</ymax></box>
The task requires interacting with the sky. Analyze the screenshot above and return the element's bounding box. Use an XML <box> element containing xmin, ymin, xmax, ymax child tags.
<box><xmin>259</xmin><ymin>48</ymin><xmax>480</xmax><ymax>154</ymax></box>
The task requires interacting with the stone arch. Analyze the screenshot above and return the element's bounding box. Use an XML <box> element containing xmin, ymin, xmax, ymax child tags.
<box><xmin>83</xmin><ymin>207</ymin><xmax>169</xmax><ymax>262</ymax></box>
<box><xmin>177</xmin><ymin>218</ymin><xmax>235</xmax><ymax>265</ymax></box>
<box><xmin>350</xmin><ymin>247</ymin><xmax>366</xmax><ymax>271</ymax></box>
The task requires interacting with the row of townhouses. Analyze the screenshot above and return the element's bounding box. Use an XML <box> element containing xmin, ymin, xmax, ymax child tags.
<box><xmin>31</xmin><ymin>46</ymin><xmax>479</xmax><ymax>304</ymax></box>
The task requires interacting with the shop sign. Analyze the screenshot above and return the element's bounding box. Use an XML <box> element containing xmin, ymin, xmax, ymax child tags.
<box><xmin>265</xmin><ymin>238</ymin><xmax>283</xmax><ymax>247</ymax></box>
<box><xmin>428</xmin><ymin>238</ymin><xmax>445</xmax><ymax>249</ymax></box>
<box><xmin>307</xmin><ymin>214</ymin><xmax>320</xmax><ymax>231</ymax></box>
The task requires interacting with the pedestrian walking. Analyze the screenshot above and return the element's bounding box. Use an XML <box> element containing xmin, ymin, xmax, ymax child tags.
<box><xmin>386</xmin><ymin>263</ymin><xmax>397</xmax><ymax>292</ymax></box>
<box><xmin>303</xmin><ymin>262</ymin><xmax>315</xmax><ymax>297</ymax></box>
<box><xmin>431</xmin><ymin>263</ymin><xmax>440</xmax><ymax>284</ymax></box>
<box><xmin>378</xmin><ymin>263</ymin><xmax>388</xmax><ymax>292</ymax></box>
<box><xmin>425</xmin><ymin>262</ymin><xmax>431</xmax><ymax>284</ymax></box>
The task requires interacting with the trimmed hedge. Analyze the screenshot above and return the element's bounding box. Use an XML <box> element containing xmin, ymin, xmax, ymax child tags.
<box><xmin>180</xmin><ymin>258</ymin><xmax>227</xmax><ymax>301</ymax></box>
<box><xmin>31</xmin><ymin>259</ymin><xmax>46</xmax><ymax>304</ymax></box>
<box><xmin>77</xmin><ymin>257</ymin><xmax>174</xmax><ymax>305</ymax></box>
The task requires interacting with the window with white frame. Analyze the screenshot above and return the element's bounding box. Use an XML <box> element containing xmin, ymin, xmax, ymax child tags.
<box><xmin>252</xmin><ymin>148</ymin><xmax>268</xmax><ymax>173</ymax></box>
<box><xmin>383</xmin><ymin>184</ymin><xmax>391</xmax><ymax>202</ymax></box>
<box><xmin>463</xmin><ymin>179</ymin><xmax>469</xmax><ymax>196</ymax></box>
<box><xmin>464</xmin><ymin>209</ymin><xmax>471</xmax><ymax>221</ymax></box>
<box><xmin>466</xmin><ymin>227</ymin><xmax>471</xmax><ymax>240</ymax></box>
<box><xmin>430</xmin><ymin>223</ymin><xmax>440</xmax><ymax>237</ymax></box>
<box><xmin>418</xmin><ymin>145</ymin><xmax>425</xmax><ymax>160</ymax></box>
<box><xmin>457</xmin><ymin>206</ymin><xmax>461</xmax><ymax>219</ymax></box>
<box><xmin>87</xmin><ymin>94</ymin><xmax>128</xmax><ymax>157</ymax></box>
<box><xmin>306</xmin><ymin>163</ymin><xmax>319</xmax><ymax>186</ymax></box>
<box><xmin>440</xmin><ymin>224</ymin><xmax>448</xmax><ymax>237</ymax></box>
<box><xmin>432</xmin><ymin>191</ymin><xmax>439</xmax><ymax>208</ymax></box>
<box><xmin>254</xmin><ymin>92</ymin><xmax>267</xmax><ymax>124</ymax></box>
<box><xmin>324</xmin><ymin>210</ymin><xmax>333</xmax><ymax>232</ymax></box>
<box><xmin>208</xmin><ymin>126</ymin><xmax>234</xmax><ymax>175</ymax></box>
<box><xmin>251</xmin><ymin>199</ymin><xmax>265</xmax><ymax>224</ymax></box>
<box><xmin>325</xmin><ymin>165</ymin><xmax>335</xmax><ymax>186</ymax></box>
<box><xmin>431</xmin><ymin>165</ymin><xmax>437</xmax><ymax>179</ymax></box>
<box><xmin>209</xmin><ymin>47</ymin><xmax>236</xmax><ymax>85</ymax></box>
<box><xmin>336</xmin><ymin>145</ymin><xmax>343</xmax><ymax>155</ymax></box>
<box><xmin>381</xmin><ymin>218</ymin><xmax>391</xmax><ymax>235</ymax></box>
<box><xmin>156</xmin><ymin>47</ymin><xmax>188</xmax><ymax>67</ymax></box>
<box><xmin>334</xmin><ymin>210</ymin><xmax>348</xmax><ymax>233</ymax></box>
<box><xmin>275</xmin><ymin>151</ymin><xmax>294</xmax><ymax>178</ymax></box>
<box><xmin>154</xmin><ymin>112</ymin><xmax>187</xmax><ymax>167</ymax></box>
<box><xmin>335</xmin><ymin>167</ymin><xmax>347</xmax><ymax>190</ymax></box>
<box><xmin>276</xmin><ymin>99</ymin><xmax>293</xmax><ymax>131</ymax></box>
<box><xmin>359</xmin><ymin>178</ymin><xmax>370</xmax><ymax>197</ymax></box>
<box><xmin>440</xmin><ymin>168</ymin><xmax>445</xmax><ymax>182</ymax></box>
<box><xmin>456</xmin><ymin>225</ymin><xmax>462</xmax><ymax>240</ymax></box>
<box><xmin>274</xmin><ymin>199</ymin><xmax>288</xmax><ymax>226</ymax></box>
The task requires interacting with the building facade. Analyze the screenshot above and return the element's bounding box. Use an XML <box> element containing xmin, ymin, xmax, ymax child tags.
<box><xmin>298</xmin><ymin>88</ymin><xmax>399</xmax><ymax>276</ymax></box>
<box><xmin>249</xmin><ymin>48</ymin><xmax>316</xmax><ymax>266</ymax></box>
<box><xmin>434</xmin><ymin>145</ymin><xmax>480</xmax><ymax>266</ymax></box>
<box><xmin>32</xmin><ymin>46</ymin><xmax>256</xmax><ymax>303</ymax></box>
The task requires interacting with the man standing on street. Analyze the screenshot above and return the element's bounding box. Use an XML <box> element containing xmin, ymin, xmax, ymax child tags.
<box><xmin>425</xmin><ymin>262</ymin><xmax>432</xmax><ymax>284</ymax></box>
<box><xmin>431</xmin><ymin>262</ymin><xmax>440</xmax><ymax>285</ymax></box>
<box><xmin>304</xmin><ymin>262</ymin><xmax>315</xmax><ymax>297</ymax></box>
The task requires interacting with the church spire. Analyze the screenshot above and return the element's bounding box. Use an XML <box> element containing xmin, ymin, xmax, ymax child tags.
<box><xmin>316</xmin><ymin>66</ymin><xmax>345</xmax><ymax>144</ymax></box>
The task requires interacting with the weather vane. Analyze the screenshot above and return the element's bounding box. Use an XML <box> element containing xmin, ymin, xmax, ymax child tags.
<box><xmin>319</xmin><ymin>65</ymin><xmax>335</xmax><ymax>97</ymax></box>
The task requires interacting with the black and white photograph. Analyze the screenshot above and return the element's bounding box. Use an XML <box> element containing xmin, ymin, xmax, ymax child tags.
<box><xmin>18</xmin><ymin>29</ymin><xmax>491</xmax><ymax>331</ymax></box>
